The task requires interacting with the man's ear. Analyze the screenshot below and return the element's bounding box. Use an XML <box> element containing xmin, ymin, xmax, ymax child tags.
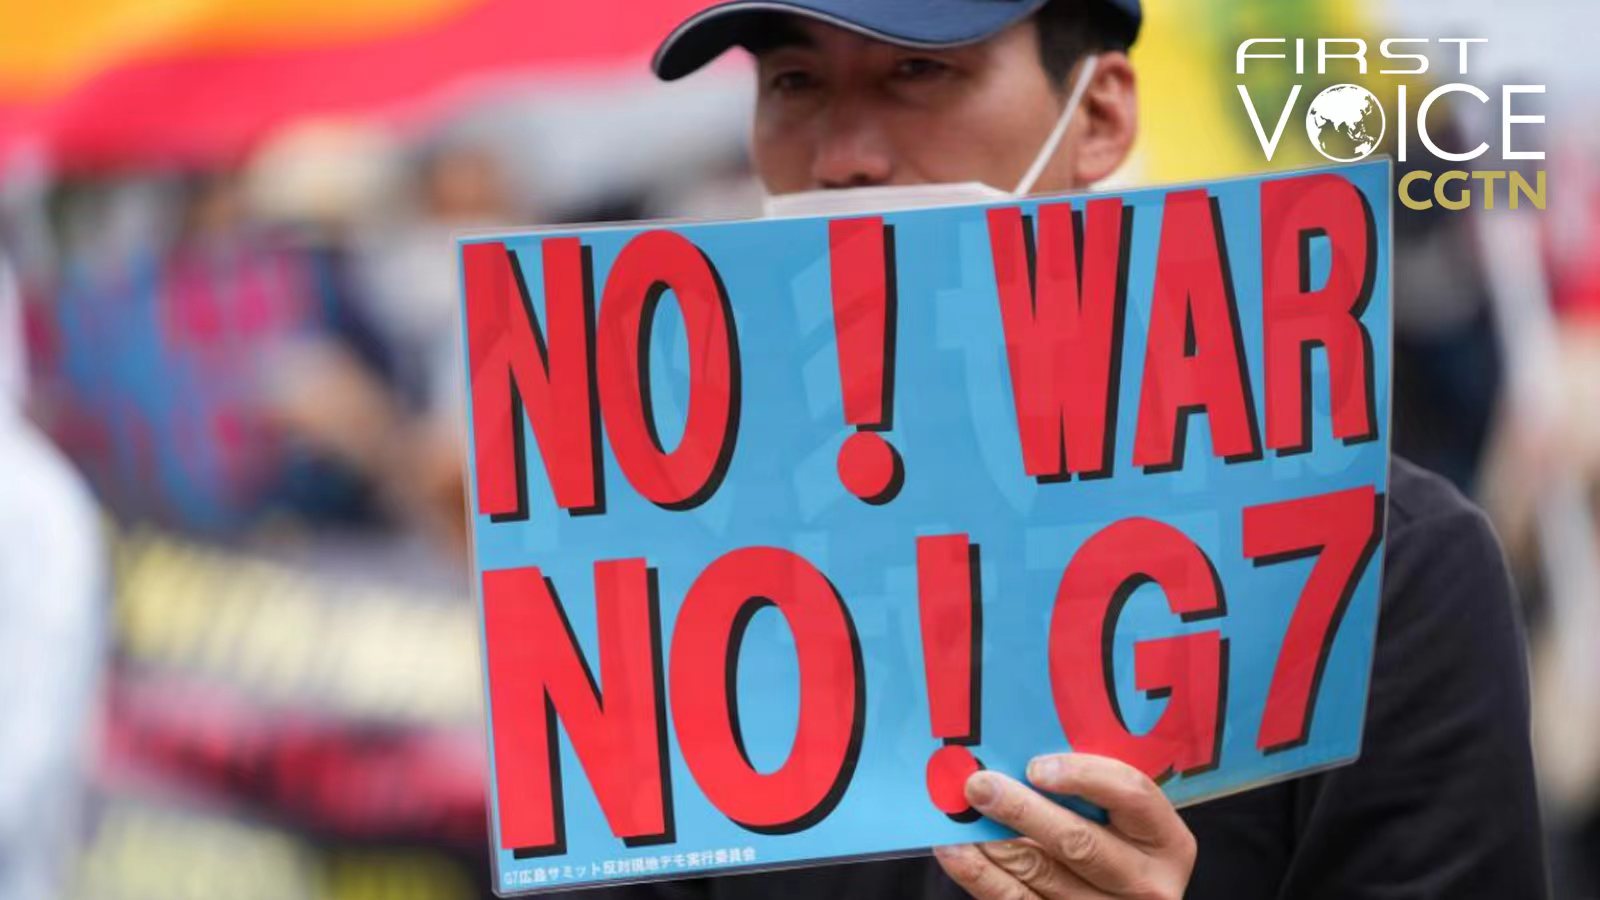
<box><xmin>1071</xmin><ymin>51</ymin><xmax>1138</xmax><ymax>186</ymax></box>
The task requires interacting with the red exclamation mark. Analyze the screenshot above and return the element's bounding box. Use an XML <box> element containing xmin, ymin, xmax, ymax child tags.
<box><xmin>829</xmin><ymin>216</ymin><xmax>902</xmax><ymax>504</ymax></box>
<box><xmin>916</xmin><ymin>534</ymin><xmax>984</xmax><ymax>820</ymax></box>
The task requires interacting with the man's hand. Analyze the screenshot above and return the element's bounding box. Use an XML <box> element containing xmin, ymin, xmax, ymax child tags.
<box><xmin>933</xmin><ymin>754</ymin><xmax>1195</xmax><ymax>899</ymax></box>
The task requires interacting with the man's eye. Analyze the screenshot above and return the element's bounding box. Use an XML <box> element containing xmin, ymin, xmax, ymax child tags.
<box><xmin>892</xmin><ymin>57</ymin><xmax>952</xmax><ymax>81</ymax></box>
<box><xmin>769</xmin><ymin>70</ymin><xmax>818</xmax><ymax>93</ymax></box>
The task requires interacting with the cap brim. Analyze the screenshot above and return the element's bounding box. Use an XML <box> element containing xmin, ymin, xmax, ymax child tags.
<box><xmin>652</xmin><ymin>0</ymin><xmax>1049</xmax><ymax>81</ymax></box>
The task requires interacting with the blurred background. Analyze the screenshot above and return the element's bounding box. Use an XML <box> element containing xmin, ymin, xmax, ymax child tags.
<box><xmin>0</xmin><ymin>0</ymin><xmax>1596</xmax><ymax>898</ymax></box>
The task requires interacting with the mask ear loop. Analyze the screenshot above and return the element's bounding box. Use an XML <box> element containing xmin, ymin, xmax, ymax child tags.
<box><xmin>1012</xmin><ymin>54</ymin><xmax>1099</xmax><ymax>197</ymax></box>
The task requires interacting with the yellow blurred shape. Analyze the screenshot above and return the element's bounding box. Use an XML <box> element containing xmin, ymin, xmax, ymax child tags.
<box><xmin>114</xmin><ymin>529</ymin><xmax>481</xmax><ymax>726</ymax></box>
<box><xmin>1127</xmin><ymin>0</ymin><xmax>1380</xmax><ymax>184</ymax></box>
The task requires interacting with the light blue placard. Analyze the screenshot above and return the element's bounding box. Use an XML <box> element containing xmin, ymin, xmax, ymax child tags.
<box><xmin>460</xmin><ymin>160</ymin><xmax>1393</xmax><ymax>895</ymax></box>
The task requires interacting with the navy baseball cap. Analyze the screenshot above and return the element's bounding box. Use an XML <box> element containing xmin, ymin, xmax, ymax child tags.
<box><xmin>652</xmin><ymin>0</ymin><xmax>1142</xmax><ymax>81</ymax></box>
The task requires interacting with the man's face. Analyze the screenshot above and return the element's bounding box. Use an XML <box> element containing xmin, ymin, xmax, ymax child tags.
<box><xmin>749</xmin><ymin>16</ymin><xmax>1125</xmax><ymax>195</ymax></box>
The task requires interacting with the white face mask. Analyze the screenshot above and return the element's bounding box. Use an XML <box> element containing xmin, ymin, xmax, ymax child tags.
<box><xmin>762</xmin><ymin>54</ymin><xmax>1099</xmax><ymax>219</ymax></box>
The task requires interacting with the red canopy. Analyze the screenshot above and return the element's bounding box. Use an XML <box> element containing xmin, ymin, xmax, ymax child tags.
<box><xmin>0</xmin><ymin>0</ymin><xmax>714</xmax><ymax>172</ymax></box>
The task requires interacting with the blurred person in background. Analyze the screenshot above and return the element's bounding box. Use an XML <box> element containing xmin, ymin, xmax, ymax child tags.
<box><xmin>1390</xmin><ymin>112</ymin><xmax>1503</xmax><ymax>492</ymax></box>
<box><xmin>0</xmin><ymin>250</ymin><xmax>106</xmax><ymax>900</ymax></box>
<box><xmin>344</xmin><ymin>138</ymin><xmax>523</xmax><ymax>547</ymax></box>
<box><xmin>356</xmin><ymin>139</ymin><xmax>517</xmax><ymax>419</ymax></box>
<box><xmin>46</xmin><ymin>170</ymin><xmax>385</xmax><ymax>533</ymax></box>
<box><xmin>256</xmin><ymin>138</ymin><xmax>523</xmax><ymax>553</ymax></box>
<box><xmin>42</xmin><ymin>159</ymin><xmax>478</xmax><ymax>548</ymax></box>
<box><xmin>233</xmin><ymin>134</ymin><xmax>525</xmax><ymax>552</ymax></box>
<box><xmin>562</xmin><ymin>1</ymin><xmax>1551</xmax><ymax>898</ymax></box>
<box><xmin>1479</xmin><ymin>132</ymin><xmax>1600</xmax><ymax>899</ymax></box>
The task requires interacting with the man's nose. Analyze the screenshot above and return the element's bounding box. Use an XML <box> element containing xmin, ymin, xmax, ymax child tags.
<box><xmin>809</xmin><ymin>100</ymin><xmax>894</xmax><ymax>189</ymax></box>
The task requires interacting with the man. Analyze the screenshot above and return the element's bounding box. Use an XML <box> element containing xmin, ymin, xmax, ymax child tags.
<box><xmin>579</xmin><ymin>1</ymin><xmax>1548</xmax><ymax>897</ymax></box>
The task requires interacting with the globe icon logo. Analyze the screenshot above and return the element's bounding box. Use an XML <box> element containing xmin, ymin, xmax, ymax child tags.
<box><xmin>1305</xmin><ymin>84</ymin><xmax>1386</xmax><ymax>162</ymax></box>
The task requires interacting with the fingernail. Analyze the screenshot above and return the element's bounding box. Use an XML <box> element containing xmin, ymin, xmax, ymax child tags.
<box><xmin>1028</xmin><ymin>755</ymin><xmax>1059</xmax><ymax>785</ymax></box>
<box><xmin>966</xmin><ymin>772</ymin><xmax>997</xmax><ymax>808</ymax></box>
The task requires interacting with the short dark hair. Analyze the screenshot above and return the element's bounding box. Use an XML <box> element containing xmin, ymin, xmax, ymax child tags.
<box><xmin>1035</xmin><ymin>0</ymin><xmax>1135</xmax><ymax>87</ymax></box>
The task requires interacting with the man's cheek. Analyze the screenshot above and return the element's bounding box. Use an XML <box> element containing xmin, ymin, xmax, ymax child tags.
<box><xmin>750</xmin><ymin>113</ymin><xmax>797</xmax><ymax>191</ymax></box>
<box><xmin>752</xmin><ymin>137</ymin><xmax>811</xmax><ymax>194</ymax></box>
<box><xmin>948</xmin><ymin>105</ymin><xmax>1037</xmax><ymax>186</ymax></box>
<box><xmin>919</xmin><ymin>135</ymin><xmax>1020</xmax><ymax>193</ymax></box>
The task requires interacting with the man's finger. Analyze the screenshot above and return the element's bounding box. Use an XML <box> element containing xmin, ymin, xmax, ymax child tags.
<box><xmin>965</xmin><ymin>770</ymin><xmax>1154</xmax><ymax>896</ymax></box>
<box><xmin>933</xmin><ymin>843</ymin><xmax>1044</xmax><ymax>900</ymax></box>
<box><xmin>1022</xmin><ymin>754</ymin><xmax>1188</xmax><ymax>851</ymax></box>
<box><xmin>977</xmin><ymin>838</ymin><xmax>1109</xmax><ymax>898</ymax></box>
